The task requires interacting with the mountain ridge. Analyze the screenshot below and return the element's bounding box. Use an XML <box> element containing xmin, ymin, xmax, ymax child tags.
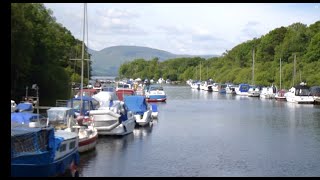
<box><xmin>89</xmin><ymin>45</ymin><xmax>219</xmax><ymax>76</ymax></box>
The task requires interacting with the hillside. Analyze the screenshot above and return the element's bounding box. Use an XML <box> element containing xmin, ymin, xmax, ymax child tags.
<box><xmin>90</xmin><ymin>45</ymin><xmax>218</xmax><ymax>76</ymax></box>
<box><xmin>119</xmin><ymin>21</ymin><xmax>320</xmax><ymax>88</ymax></box>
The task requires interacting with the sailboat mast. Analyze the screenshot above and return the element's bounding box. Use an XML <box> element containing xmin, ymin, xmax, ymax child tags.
<box><xmin>86</xmin><ymin>8</ymin><xmax>90</xmax><ymax>86</ymax></box>
<box><xmin>293</xmin><ymin>54</ymin><xmax>296</xmax><ymax>85</ymax></box>
<box><xmin>195</xmin><ymin>67</ymin><xmax>197</xmax><ymax>80</ymax></box>
<box><xmin>206</xmin><ymin>66</ymin><xmax>208</xmax><ymax>80</ymax></box>
<box><xmin>252</xmin><ymin>48</ymin><xmax>255</xmax><ymax>85</ymax></box>
<box><xmin>280</xmin><ymin>58</ymin><xmax>282</xmax><ymax>90</ymax></box>
<box><xmin>200</xmin><ymin>61</ymin><xmax>201</xmax><ymax>81</ymax></box>
<box><xmin>80</xmin><ymin>3</ymin><xmax>86</xmax><ymax>115</ymax></box>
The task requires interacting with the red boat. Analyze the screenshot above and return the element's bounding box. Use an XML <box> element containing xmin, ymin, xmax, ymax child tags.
<box><xmin>115</xmin><ymin>83</ymin><xmax>135</xmax><ymax>101</ymax></box>
<box><xmin>275</xmin><ymin>89</ymin><xmax>287</xmax><ymax>101</ymax></box>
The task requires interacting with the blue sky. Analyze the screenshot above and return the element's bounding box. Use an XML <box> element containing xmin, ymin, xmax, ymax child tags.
<box><xmin>44</xmin><ymin>3</ymin><xmax>320</xmax><ymax>55</ymax></box>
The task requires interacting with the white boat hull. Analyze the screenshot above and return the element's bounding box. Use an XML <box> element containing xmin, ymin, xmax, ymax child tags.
<box><xmin>134</xmin><ymin>110</ymin><xmax>152</xmax><ymax>126</ymax></box>
<box><xmin>151</xmin><ymin>112</ymin><xmax>158</xmax><ymax>119</ymax></box>
<box><xmin>286</xmin><ymin>96</ymin><xmax>314</xmax><ymax>104</ymax></box>
<box><xmin>78</xmin><ymin>127</ymin><xmax>98</xmax><ymax>153</ymax></box>
<box><xmin>94</xmin><ymin>117</ymin><xmax>136</xmax><ymax>135</ymax></box>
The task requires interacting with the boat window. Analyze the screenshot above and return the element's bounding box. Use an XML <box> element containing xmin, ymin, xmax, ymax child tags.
<box><xmin>150</xmin><ymin>86</ymin><xmax>163</xmax><ymax>91</ymax></box>
<box><xmin>299</xmin><ymin>89</ymin><xmax>310</xmax><ymax>96</ymax></box>
<box><xmin>47</xmin><ymin>110</ymin><xmax>67</xmax><ymax>122</ymax></box>
<box><xmin>91</xmin><ymin>99</ymin><xmax>100</xmax><ymax>109</ymax></box>
<box><xmin>59</xmin><ymin>144</ymin><xmax>66</xmax><ymax>152</ymax></box>
<box><xmin>71</xmin><ymin>100</ymin><xmax>81</xmax><ymax>110</ymax></box>
<box><xmin>84</xmin><ymin>101</ymin><xmax>90</xmax><ymax>111</ymax></box>
<box><xmin>69</xmin><ymin>141</ymin><xmax>76</xmax><ymax>150</ymax></box>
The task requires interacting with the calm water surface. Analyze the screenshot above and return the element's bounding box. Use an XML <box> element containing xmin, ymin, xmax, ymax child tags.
<box><xmin>77</xmin><ymin>85</ymin><xmax>320</xmax><ymax>177</ymax></box>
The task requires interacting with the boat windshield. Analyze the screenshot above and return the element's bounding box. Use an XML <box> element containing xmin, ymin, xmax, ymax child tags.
<box><xmin>150</xmin><ymin>86</ymin><xmax>163</xmax><ymax>91</ymax></box>
<box><xmin>297</xmin><ymin>88</ymin><xmax>311</xmax><ymax>96</ymax></box>
<box><xmin>68</xmin><ymin>100</ymin><xmax>90</xmax><ymax>111</ymax></box>
<box><xmin>118</xmin><ymin>84</ymin><xmax>130</xmax><ymax>88</ymax></box>
<box><xmin>47</xmin><ymin>110</ymin><xmax>67</xmax><ymax>122</ymax></box>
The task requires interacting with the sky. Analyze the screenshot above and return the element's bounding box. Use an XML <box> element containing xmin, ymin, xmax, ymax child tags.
<box><xmin>44</xmin><ymin>3</ymin><xmax>320</xmax><ymax>56</ymax></box>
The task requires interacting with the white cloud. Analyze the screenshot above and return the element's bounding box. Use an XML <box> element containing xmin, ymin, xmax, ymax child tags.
<box><xmin>44</xmin><ymin>3</ymin><xmax>320</xmax><ymax>55</ymax></box>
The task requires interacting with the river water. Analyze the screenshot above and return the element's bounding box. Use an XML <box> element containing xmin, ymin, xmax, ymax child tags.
<box><xmin>77</xmin><ymin>85</ymin><xmax>320</xmax><ymax>177</ymax></box>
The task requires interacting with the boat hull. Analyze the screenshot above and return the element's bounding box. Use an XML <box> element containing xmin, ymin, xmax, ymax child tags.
<box><xmin>146</xmin><ymin>95</ymin><xmax>166</xmax><ymax>102</ymax></box>
<box><xmin>96</xmin><ymin>118</ymin><xmax>136</xmax><ymax>136</ymax></box>
<box><xmin>11</xmin><ymin>149</ymin><xmax>79</xmax><ymax>177</ymax></box>
<box><xmin>134</xmin><ymin>111</ymin><xmax>152</xmax><ymax>126</ymax></box>
<box><xmin>78</xmin><ymin>130</ymin><xmax>98</xmax><ymax>153</ymax></box>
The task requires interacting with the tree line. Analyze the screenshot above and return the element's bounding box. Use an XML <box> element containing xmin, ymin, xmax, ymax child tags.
<box><xmin>11</xmin><ymin>3</ymin><xmax>91</xmax><ymax>105</ymax></box>
<box><xmin>119</xmin><ymin>21</ymin><xmax>320</xmax><ymax>89</ymax></box>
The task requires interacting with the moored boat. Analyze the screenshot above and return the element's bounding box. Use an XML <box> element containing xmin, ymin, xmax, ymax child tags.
<box><xmin>124</xmin><ymin>95</ymin><xmax>152</xmax><ymax>126</ymax></box>
<box><xmin>310</xmin><ymin>86</ymin><xmax>320</xmax><ymax>104</ymax></box>
<box><xmin>11</xmin><ymin>112</ymin><xmax>80</xmax><ymax>177</ymax></box>
<box><xmin>235</xmin><ymin>83</ymin><xmax>250</xmax><ymax>96</ymax></box>
<box><xmin>275</xmin><ymin>89</ymin><xmax>287</xmax><ymax>101</ymax></box>
<box><xmin>285</xmin><ymin>82</ymin><xmax>314</xmax><ymax>104</ymax></box>
<box><xmin>47</xmin><ymin>107</ymin><xmax>98</xmax><ymax>153</ymax></box>
<box><xmin>89</xmin><ymin>92</ymin><xmax>136</xmax><ymax>135</ymax></box>
<box><xmin>145</xmin><ymin>84</ymin><xmax>167</xmax><ymax>102</ymax></box>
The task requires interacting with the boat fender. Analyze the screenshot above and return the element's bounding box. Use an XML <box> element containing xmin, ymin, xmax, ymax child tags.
<box><xmin>70</xmin><ymin>160</ymin><xmax>79</xmax><ymax>177</ymax></box>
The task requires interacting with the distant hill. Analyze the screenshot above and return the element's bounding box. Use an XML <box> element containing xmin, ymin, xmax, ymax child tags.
<box><xmin>89</xmin><ymin>45</ymin><xmax>219</xmax><ymax>76</ymax></box>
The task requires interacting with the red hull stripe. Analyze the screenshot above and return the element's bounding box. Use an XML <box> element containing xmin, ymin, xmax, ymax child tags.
<box><xmin>79</xmin><ymin>134</ymin><xmax>98</xmax><ymax>146</ymax></box>
<box><xmin>146</xmin><ymin>99</ymin><xmax>166</xmax><ymax>102</ymax></box>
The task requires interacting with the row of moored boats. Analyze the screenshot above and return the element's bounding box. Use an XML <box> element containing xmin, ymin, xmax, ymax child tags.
<box><xmin>187</xmin><ymin>79</ymin><xmax>320</xmax><ymax>104</ymax></box>
<box><xmin>11</xmin><ymin>79</ymin><xmax>167</xmax><ymax>177</ymax></box>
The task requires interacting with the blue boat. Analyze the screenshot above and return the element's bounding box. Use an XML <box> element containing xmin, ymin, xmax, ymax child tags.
<box><xmin>124</xmin><ymin>96</ymin><xmax>152</xmax><ymax>126</ymax></box>
<box><xmin>235</xmin><ymin>83</ymin><xmax>250</xmax><ymax>96</ymax></box>
<box><xmin>11</xmin><ymin>112</ymin><xmax>80</xmax><ymax>177</ymax></box>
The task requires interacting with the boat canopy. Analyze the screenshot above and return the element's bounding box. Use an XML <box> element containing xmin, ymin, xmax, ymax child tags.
<box><xmin>47</xmin><ymin>107</ymin><xmax>75</xmax><ymax>124</ymax></box>
<box><xmin>93</xmin><ymin>91</ymin><xmax>119</xmax><ymax>107</ymax></box>
<box><xmin>239</xmin><ymin>84</ymin><xmax>250</xmax><ymax>92</ymax></box>
<box><xmin>124</xmin><ymin>95</ymin><xmax>148</xmax><ymax>115</ymax></box>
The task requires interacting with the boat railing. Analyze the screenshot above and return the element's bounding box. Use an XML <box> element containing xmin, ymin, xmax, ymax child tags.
<box><xmin>56</xmin><ymin>100</ymin><xmax>68</xmax><ymax>107</ymax></box>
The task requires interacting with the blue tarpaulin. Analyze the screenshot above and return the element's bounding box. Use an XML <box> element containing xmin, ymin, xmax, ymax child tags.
<box><xmin>124</xmin><ymin>96</ymin><xmax>148</xmax><ymax>115</ymax></box>
<box><xmin>11</xmin><ymin>126</ymin><xmax>57</xmax><ymax>164</ymax></box>
<box><xmin>11</xmin><ymin>112</ymin><xmax>44</xmax><ymax>124</ymax></box>
<box><xmin>17</xmin><ymin>103</ymin><xmax>33</xmax><ymax>112</ymax></box>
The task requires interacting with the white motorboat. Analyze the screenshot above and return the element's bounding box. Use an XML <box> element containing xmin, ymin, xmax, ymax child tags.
<box><xmin>235</xmin><ymin>83</ymin><xmax>250</xmax><ymax>96</ymax></box>
<box><xmin>124</xmin><ymin>95</ymin><xmax>152</xmax><ymax>126</ymax></box>
<box><xmin>260</xmin><ymin>85</ymin><xmax>277</xmax><ymax>99</ymax></box>
<box><xmin>285</xmin><ymin>82</ymin><xmax>314</xmax><ymax>104</ymax></box>
<box><xmin>89</xmin><ymin>92</ymin><xmax>136</xmax><ymax>135</ymax></box>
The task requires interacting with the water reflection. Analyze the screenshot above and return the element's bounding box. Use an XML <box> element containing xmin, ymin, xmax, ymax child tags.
<box><xmin>133</xmin><ymin>122</ymin><xmax>154</xmax><ymax>140</ymax></box>
<box><xmin>77</xmin><ymin>85</ymin><xmax>320</xmax><ymax>177</ymax></box>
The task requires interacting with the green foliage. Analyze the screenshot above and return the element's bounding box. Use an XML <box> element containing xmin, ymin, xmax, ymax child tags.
<box><xmin>11</xmin><ymin>3</ymin><xmax>91</xmax><ymax>105</ymax></box>
<box><xmin>118</xmin><ymin>21</ymin><xmax>320</xmax><ymax>87</ymax></box>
